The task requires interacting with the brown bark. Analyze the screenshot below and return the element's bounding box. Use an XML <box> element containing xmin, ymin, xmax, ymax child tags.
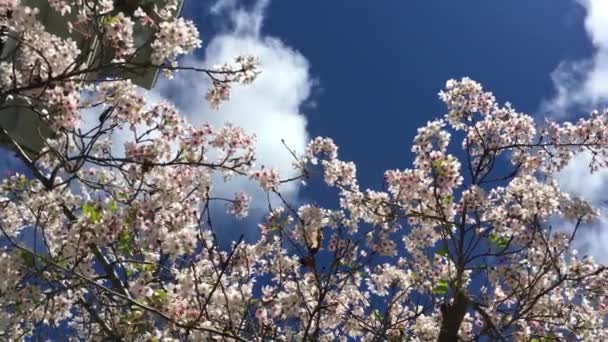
<box><xmin>437</xmin><ymin>290</ymin><xmax>468</xmax><ymax>342</ymax></box>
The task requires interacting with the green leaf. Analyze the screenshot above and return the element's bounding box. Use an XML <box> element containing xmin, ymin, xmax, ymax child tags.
<box><xmin>17</xmin><ymin>176</ymin><xmax>27</xmax><ymax>190</ymax></box>
<box><xmin>389</xmin><ymin>335</ymin><xmax>402</xmax><ymax>342</ymax></box>
<box><xmin>83</xmin><ymin>203</ymin><xmax>102</xmax><ymax>223</ymax></box>
<box><xmin>117</xmin><ymin>230</ymin><xmax>131</xmax><ymax>254</ymax></box>
<box><xmin>108</xmin><ymin>200</ymin><xmax>119</xmax><ymax>212</ymax></box>
<box><xmin>38</xmin><ymin>255</ymin><xmax>68</xmax><ymax>268</ymax></box>
<box><xmin>340</xmin><ymin>261</ymin><xmax>354</xmax><ymax>269</ymax></box>
<box><xmin>432</xmin><ymin>280</ymin><xmax>450</xmax><ymax>295</ymax></box>
<box><xmin>373</xmin><ymin>310</ymin><xmax>382</xmax><ymax>321</ymax></box>
<box><xmin>152</xmin><ymin>289</ymin><xmax>167</xmax><ymax>301</ymax></box>
<box><xmin>268</xmin><ymin>224</ymin><xmax>282</xmax><ymax>232</ymax></box>
<box><xmin>14</xmin><ymin>302</ymin><xmax>22</xmax><ymax>314</ymax></box>
<box><xmin>124</xmin><ymin>209</ymin><xmax>137</xmax><ymax>227</ymax></box>
<box><xmin>141</xmin><ymin>264</ymin><xmax>156</xmax><ymax>273</ymax></box>
<box><xmin>436</xmin><ymin>247</ymin><xmax>449</xmax><ymax>257</ymax></box>
<box><xmin>431</xmin><ymin>159</ymin><xmax>444</xmax><ymax>169</ymax></box>
<box><xmin>101</xmin><ymin>15</ymin><xmax>118</xmax><ymax>26</ymax></box>
<box><xmin>184</xmin><ymin>154</ymin><xmax>197</xmax><ymax>163</ymax></box>
<box><xmin>19</xmin><ymin>250</ymin><xmax>35</xmax><ymax>268</ymax></box>
<box><xmin>489</xmin><ymin>233</ymin><xmax>510</xmax><ymax>249</ymax></box>
<box><xmin>53</xmin><ymin>257</ymin><xmax>69</xmax><ymax>268</ymax></box>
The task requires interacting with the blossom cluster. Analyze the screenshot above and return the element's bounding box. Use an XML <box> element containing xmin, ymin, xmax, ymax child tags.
<box><xmin>205</xmin><ymin>55</ymin><xmax>261</xmax><ymax>108</ymax></box>
<box><xmin>150</xmin><ymin>18</ymin><xmax>202</xmax><ymax>65</ymax></box>
<box><xmin>104</xmin><ymin>12</ymin><xmax>136</xmax><ymax>59</ymax></box>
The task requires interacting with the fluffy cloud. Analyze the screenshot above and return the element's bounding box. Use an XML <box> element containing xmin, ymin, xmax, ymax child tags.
<box><xmin>79</xmin><ymin>0</ymin><xmax>313</xmax><ymax>242</ymax></box>
<box><xmin>153</xmin><ymin>0</ymin><xmax>313</xmax><ymax>218</ymax></box>
<box><xmin>558</xmin><ymin>152</ymin><xmax>608</xmax><ymax>263</ymax></box>
<box><xmin>545</xmin><ymin>0</ymin><xmax>608</xmax><ymax>262</ymax></box>
<box><xmin>161</xmin><ymin>0</ymin><xmax>311</xmax><ymax>206</ymax></box>
<box><xmin>541</xmin><ymin>0</ymin><xmax>608</xmax><ymax>117</ymax></box>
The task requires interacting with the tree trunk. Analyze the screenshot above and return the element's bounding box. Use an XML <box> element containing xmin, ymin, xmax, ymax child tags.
<box><xmin>437</xmin><ymin>290</ymin><xmax>468</xmax><ymax>342</ymax></box>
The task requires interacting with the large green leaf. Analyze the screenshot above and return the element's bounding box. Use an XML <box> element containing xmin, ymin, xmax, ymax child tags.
<box><xmin>432</xmin><ymin>280</ymin><xmax>450</xmax><ymax>295</ymax></box>
<box><xmin>436</xmin><ymin>247</ymin><xmax>449</xmax><ymax>257</ymax></box>
<box><xmin>489</xmin><ymin>233</ymin><xmax>510</xmax><ymax>249</ymax></box>
<box><xmin>83</xmin><ymin>203</ymin><xmax>102</xmax><ymax>223</ymax></box>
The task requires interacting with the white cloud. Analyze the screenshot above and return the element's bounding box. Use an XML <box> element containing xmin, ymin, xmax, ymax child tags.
<box><xmin>80</xmin><ymin>0</ymin><xmax>312</xmax><ymax>229</ymax></box>
<box><xmin>546</xmin><ymin>1</ymin><xmax>608</xmax><ymax>263</ymax></box>
<box><xmin>541</xmin><ymin>0</ymin><xmax>608</xmax><ymax>117</ymax></box>
<box><xmin>210</xmin><ymin>0</ymin><xmax>238</xmax><ymax>15</ymax></box>
<box><xmin>558</xmin><ymin>153</ymin><xmax>608</xmax><ymax>202</ymax></box>
<box><xmin>557</xmin><ymin>152</ymin><xmax>608</xmax><ymax>263</ymax></box>
<box><xmin>154</xmin><ymin>0</ymin><xmax>312</xmax><ymax>212</ymax></box>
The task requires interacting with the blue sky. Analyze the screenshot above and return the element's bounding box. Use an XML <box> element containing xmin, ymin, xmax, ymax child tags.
<box><xmin>176</xmin><ymin>0</ymin><xmax>593</xmax><ymax>185</ymax></box>
<box><xmin>260</xmin><ymin>0</ymin><xmax>591</xmax><ymax>186</ymax></box>
<box><xmin>164</xmin><ymin>0</ymin><xmax>608</xmax><ymax>258</ymax></box>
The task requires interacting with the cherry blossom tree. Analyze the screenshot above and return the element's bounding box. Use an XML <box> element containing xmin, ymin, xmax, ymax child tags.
<box><xmin>2</xmin><ymin>1</ymin><xmax>608</xmax><ymax>341</ymax></box>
